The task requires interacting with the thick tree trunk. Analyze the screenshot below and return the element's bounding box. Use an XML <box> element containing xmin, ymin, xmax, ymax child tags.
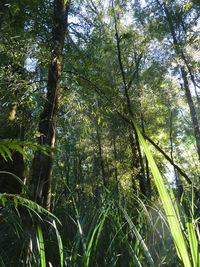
<box><xmin>31</xmin><ymin>0</ymin><xmax>69</xmax><ymax>210</ymax></box>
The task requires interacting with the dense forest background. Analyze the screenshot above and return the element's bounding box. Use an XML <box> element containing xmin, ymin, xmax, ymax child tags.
<box><xmin>0</xmin><ymin>0</ymin><xmax>200</xmax><ymax>266</ymax></box>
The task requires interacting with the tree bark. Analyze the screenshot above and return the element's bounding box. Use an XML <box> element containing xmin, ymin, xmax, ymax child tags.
<box><xmin>31</xmin><ymin>0</ymin><xmax>69</xmax><ymax>210</ymax></box>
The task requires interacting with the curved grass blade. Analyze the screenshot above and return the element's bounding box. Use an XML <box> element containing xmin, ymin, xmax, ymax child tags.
<box><xmin>187</xmin><ymin>222</ymin><xmax>200</xmax><ymax>267</ymax></box>
<box><xmin>0</xmin><ymin>194</ymin><xmax>61</xmax><ymax>224</ymax></box>
<box><xmin>132</xmin><ymin>119</ymin><xmax>191</xmax><ymax>267</ymax></box>
<box><xmin>53</xmin><ymin>220</ymin><xmax>63</xmax><ymax>267</ymax></box>
<box><xmin>86</xmin><ymin>208</ymin><xmax>109</xmax><ymax>266</ymax></box>
<box><xmin>37</xmin><ymin>222</ymin><xmax>46</xmax><ymax>267</ymax></box>
<box><xmin>122</xmin><ymin>208</ymin><xmax>155</xmax><ymax>266</ymax></box>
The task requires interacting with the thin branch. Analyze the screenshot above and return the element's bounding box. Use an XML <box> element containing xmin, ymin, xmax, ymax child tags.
<box><xmin>65</xmin><ymin>70</ymin><xmax>192</xmax><ymax>185</ymax></box>
<box><xmin>127</xmin><ymin>53</ymin><xmax>143</xmax><ymax>90</ymax></box>
<box><xmin>111</xmin><ymin>0</ymin><xmax>127</xmax><ymax>90</ymax></box>
<box><xmin>143</xmin><ymin>134</ymin><xmax>192</xmax><ymax>185</ymax></box>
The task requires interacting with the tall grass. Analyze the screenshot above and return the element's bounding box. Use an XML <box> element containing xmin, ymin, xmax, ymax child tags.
<box><xmin>0</xmin><ymin>191</ymin><xmax>63</xmax><ymax>266</ymax></box>
<box><xmin>1</xmin><ymin>133</ymin><xmax>200</xmax><ymax>266</ymax></box>
<box><xmin>132</xmin><ymin>119</ymin><xmax>200</xmax><ymax>267</ymax></box>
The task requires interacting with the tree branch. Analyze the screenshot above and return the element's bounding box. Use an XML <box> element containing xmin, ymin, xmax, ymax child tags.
<box><xmin>65</xmin><ymin>70</ymin><xmax>192</xmax><ymax>185</ymax></box>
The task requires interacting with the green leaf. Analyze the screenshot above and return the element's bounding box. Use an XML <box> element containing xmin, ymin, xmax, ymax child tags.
<box><xmin>13</xmin><ymin>197</ymin><xmax>18</xmax><ymax>208</ymax></box>
<box><xmin>1</xmin><ymin>145</ymin><xmax>12</xmax><ymax>161</ymax></box>
<box><xmin>53</xmin><ymin>220</ymin><xmax>64</xmax><ymax>267</ymax></box>
<box><xmin>187</xmin><ymin>222</ymin><xmax>200</xmax><ymax>267</ymax></box>
<box><xmin>1</xmin><ymin>195</ymin><xmax>6</xmax><ymax>207</ymax></box>
<box><xmin>37</xmin><ymin>222</ymin><xmax>46</xmax><ymax>267</ymax></box>
<box><xmin>98</xmin><ymin>116</ymin><xmax>101</xmax><ymax>125</ymax></box>
<box><xmin>122</xmin><ymin>208</ymin><xmax>155</xmax><ymax>266</ymax></box>
<box><xmin>0</xmin><ymin>193</ymin><xmax>61</xmax><ymax>224</ymax></box>
<box><xmin>13</xmin><ymin>144</ymin><xmax>29</xmax><ymax>160</ymax></box>
<box><xmin>0</xmin><ymin>148</ymin><xmax>7</xmax><ymax>161</ymax></box>
<box><xmin>132</xmin><ymin>119</ymin><xmax>191</xmax><ymax>267</ymax></box>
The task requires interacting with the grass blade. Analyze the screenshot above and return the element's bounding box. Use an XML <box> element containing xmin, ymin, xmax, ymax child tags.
<box><xmin>122</xmin><ymin>208</ymin><xmax>155</xmax><ymax>266</ymax></box>
<box><xmin>187</xmin><ymin>222</ymin><xmax>200</xmax><ymax>266</ymax></box>
<box><xmin>86</xmin><ymin>208</ymin><xmax>109</xmax><ymax>266</ymax></box>
<box><xmin>53</xmin><ymin>220</ymin><xmax>64</xmax><ymax>267</ymax></box>
<box><xmin>132</xmin><ymin>119</ymin><xmax>191</xmax><ymax>267</ymax></box>
<box><xmin>37</xmin><ymin>222</ymin><xmax>46</xmax><ymax>267</ymax></box>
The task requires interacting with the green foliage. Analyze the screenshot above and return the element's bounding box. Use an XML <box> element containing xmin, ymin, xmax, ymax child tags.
<box><xmin>1</xmin><ymin>0</ymin><xmax>200</xmax><ymax>266</ymax></box>
<box><xmin>122</xmin><ymin>208</ymin><xmax>155</xmax><ymax>266</ymax></box>
<box><xmin>0</xmin><ymin>193</ymin><xmax>61</xmax><ymax>224</ymax></box>
<box><xmin>0</xmin><ymin>138</ymin><xmax>59</xmax><ymax>161</ymax></box>
<box><xmin>0</xmin><ymin>192</ymin><xmax>63</xmax><ymax>266</ymax></box>
<box><xmin>37</xmin><ymin>222</ymin><xmax>46</xmax><ymax>267</ymax></box>
<box><xmin>132</xmin><ymin>120</ymin><xmax>200</xmax><ymax>267</ymax></box>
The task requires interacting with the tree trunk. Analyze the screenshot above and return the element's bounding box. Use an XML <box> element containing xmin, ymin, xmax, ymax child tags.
<box><xmin>141</xmin><ymin>111</ymin><xmax>151</xmax><ymax>199</ymax></box>
<box><xmin>96</xmin><ymin>124</ymin><xmax>107</xmax><ymax>187</ymax></box>
<box><xmin>129</xmin><ymin>132</ymin><xmax>147</xmax><ymax>197</ymax></box>
<box><xmin>31</xmin><ymin>0</ymin><xmax>69</xmax><ymax>210</ymax></box>
<box><xmin>181</xmin><ymin>68</ymin><xmax>200</xmax><ymax>161</ymax></box>
<box><xmin>162</xmin><ymin>1</ymin><xmax>200</xmax><ymax>161</ymax></box>
<box><xmin>112</xmin><ymin>1</ymin><xmax>147</xmax><ymax>197</ymax></box>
